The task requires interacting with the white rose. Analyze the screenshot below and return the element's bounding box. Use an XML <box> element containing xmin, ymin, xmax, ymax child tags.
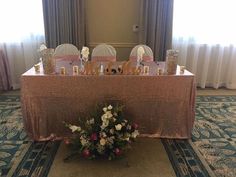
<box><xmin>131</xmin><ymin>130</ymin><xmax>139</xmax><ymax>138</ymax></box>
<box><xmin>69</xmin><ymin>125</ymin><xmax>81</xmax><ymax>133</ymax></box>
<box><xmin>108</xmin><ymin>105</ymin><xmax>113</xmax><ymax>110</ymax></box>
<box><xmin>103</xmin><ymin>107</ymin><xmax>107</xmax><ymax>112</ymax></box>
<box><xmin>115</xmin><ymin>124</ymin><xmax>122</xmax><ymax>131</ymax></box>
<box><xmin>101</xmin><ymin>121</ymin><xmax>109</xmax><ymax>129</ymax></box>
<box><xmin>106</xmin><ymin>111</ymin><xmax>113</xmax><ymax>119</ymax></box>
<box><xmin>101</xmin><ymin>114</ymin><xmax>107</xmax><ymax>122</ymax></box>
<box><xmin>100</xmin><ymin>138</ymin><xmax>106</xmax><ymax>146</ymax></box>
<box><xmin>80</xmin><ymin>137</ymin><xmax>88</xmax><ymax>146</ymax></box>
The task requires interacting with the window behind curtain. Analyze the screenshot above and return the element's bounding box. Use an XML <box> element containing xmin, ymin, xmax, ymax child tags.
<box><xmin>173</xmin><ymin>0</ymin><xmax>236</xmax><ymax>45</ymax></box>
<box><xmin>0</xmin><ymin>0</ymin><xmax>44</xmax><ymax>43</ymax></box>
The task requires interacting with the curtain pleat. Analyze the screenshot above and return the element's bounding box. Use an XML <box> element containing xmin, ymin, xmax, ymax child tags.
<box><xmin>0</xmin><ymin>49</ymin><xmax>12</xmax><ymax>91</ymax></box>
<box><xmin>42</xmin><ymin>0</ymin><xmax>85</xmax><ymax>49</ymax></box>
<box><xmin>140</xmin><ymin>0</ymin><xmax>173</xmax><ymax>61</ymax></box>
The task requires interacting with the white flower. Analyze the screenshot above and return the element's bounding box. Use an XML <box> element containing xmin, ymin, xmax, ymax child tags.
<box><xmin>110</xmin><ymin>128</ymin><xmax>115</xmax><ymax>134</ymax></box>
<box><xmin>103</xmin><ymin>107</ymin><xmax>107</xmax><ymax>112</ymax></box>
<box><xmin>80</xmin><ymin>137</ymin><xmax>88</xmax><ymax>146</ymax></box>
<box><xmin>106</xmin><ymin>111</ymin><xmax>113</xmax><ymax>119</ymax></box>
<box><xmin>108</xmin><ymin>105</ymin><xmax>113</xmax><ymax>110</ymax></box>
<box><xmin>101</xmin><ymin>132</ymin><xmax>107</xmax><ymax>138</ymax></box>
<box><xmin>101</xmin><ymin>114</ymin><xmax>107</xmax><ymax>122</ymax></box>
<box><xmin>131</xmin><ymin>130</ymin><xmax>139</xmax><ymax>138</ymax></box>
<box><xmin>101</xmin><ymin>121</ymin><xmax>109</xmax><ymax>129</ymax></box>
<box><xmin>113</xmin><ymin>112</ymin><xmax>118</xmax><ymax>117</ymax></box>
<box><xmin>100</xmin><ymin>138</ymin><xmax>106</xmax><ymax>146</ymax></box>
<box><xmin>89</xmin><ymin>118</ymin><xmax>94</xmax><ymax>124</ymax></box>
<box><xmin>127</xmin><ymin>125</ymin><xmax>132</xmax><ymax>130</ymax></box>
<box><xmin>69</xmin><ymin>125</ymin><xmax>81</xmax><ymax>133</ymax></box>
<box><xmin>81</xmin><ymin>46</ymin><xmax>89</xmax><ymax>58</ymax></box>
<box><xmin>115</xmin><ymin>124</ymin><xmax>122</xmax><ymax>131</ymax></box>
<box><xmin>107</xmin><ymin>137</ymin><xmax>114</xmax><ymax>145</ymax></box>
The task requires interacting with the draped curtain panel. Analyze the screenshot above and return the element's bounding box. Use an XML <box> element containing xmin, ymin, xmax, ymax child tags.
<box><xmin>173</xmin><ymin>0</ymin><xmax>236</xmax><ymax>89</ymax></box>
<box><xmin>139</xmin><ymin>0</ymin><xmax>173</xmax><ymax>61</ymax></box>
<box><xmin>42</xmin><ymin>0</ymin><xmax>86</xmax><ymax>49</ymax></box>
<box><xmin>0</xmin><ymin>49</ymin><xmax>11</xmax><ymax>91</ymax></box>
<box><xmin>0</xmin><ymin>0</ymin><xmax>45</xmax><ymax>89</ymax></box>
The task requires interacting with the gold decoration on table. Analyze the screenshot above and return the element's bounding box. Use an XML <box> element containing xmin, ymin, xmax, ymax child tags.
<box><xmin>73</xmin><ymin>66</ymin><xmax>79</xmax><ymax>75</ymax></box>
<box><xmin>40</xmin><ymin>48</ymin><xmax>55</xmax><ymax>74</ymax></box>
<box><xmin>60</xmin><ymin>67</ymin><xmax>66</xmax><ymax>75</ymax></box>
<box><xmin>165</xmin><ymin>49</ymin><xmax>179</xmax><ymax>75</ymax></box>
<box><xmin>180</xmin><ymin>66</ymin><xmax>185</xmax><ymax>74</ymax></box>
<box><xmin>34</xmin><ymin>64</ymin><xmax>40</xmax><ymax>73</ymax></box>
<box><xmin>122</xmin><ymin>61</ymin><xmax>131</xmax><ymax>75</ymax></box>
<box><xmin>143</xmin><ymin>66</ymin><xmax>150</xmax><ymax>75</ymax></box>
<box><xmin>105</xmin><ymin>62</ymin><xmax>113</xmax><ymax>75</ymax></box>
<box><xmin>157</xmin><ymin>68</ymin><xmax>164</xmax><ymax>75</ymax></box>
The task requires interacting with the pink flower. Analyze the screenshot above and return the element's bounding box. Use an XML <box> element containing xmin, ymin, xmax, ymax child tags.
<box><xmin>64</xmin><ymin>138</ymin><xmax>70</xmax><ymax>145</ymax></box>
<box><xmin>115</xmin><ymin>148</ymin><xmax>122</xmax><ymax>156</ymax></box>
<box><xmin>82</xmin><ymin>149</ymin><xmax>90</xmax><ymax>158</ymax></box>
<box><xmin>90</xmin><ymin>133</ymin><xmax>98</xmax><ymax>141</ymax></box>
<box><xmin>132</xmin><ymin>123</ymin><xmax>139</xmax><ymax>129</ymax></box>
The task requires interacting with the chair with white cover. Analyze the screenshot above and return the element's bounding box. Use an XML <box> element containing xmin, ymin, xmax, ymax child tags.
<box><xmin>53</xmin><ymin>43</ymin><xmax>80</xmax><ymax>61</ymax></box>
<box><xmin>129</xmin><ymin>44</ymin><xmax>154</xmax><ymax>62</ymax></box>
<box><xmin>91</xmin><ymin>44</ymin><xmax>116</xmax><ymax>62</ymax></box>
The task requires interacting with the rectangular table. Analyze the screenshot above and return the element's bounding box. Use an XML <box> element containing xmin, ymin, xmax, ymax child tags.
<box><xmin>21</xmin><ymin>61</ymin><xmax>196</xmax><ymax>140</ymax></box>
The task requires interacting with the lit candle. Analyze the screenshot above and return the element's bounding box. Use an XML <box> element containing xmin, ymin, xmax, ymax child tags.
<box><xmin>73</xmin><ymin>65</ymin><xmax>79</xmax><ymax>75</ymax></box>
<box><xmin>60</xmin><ymin>67</ymin><xmax>66</xmax><ymax>75</ymax></box>
<box><xmin>100</xmin><ymin>64</ymin><xmax>104</xmax><ymax>75</ymax></box>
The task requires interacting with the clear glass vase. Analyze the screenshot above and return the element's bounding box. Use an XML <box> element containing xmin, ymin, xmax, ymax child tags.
<box><xmin>40</xmin><ymin>48</ymin><xmax>55</xmax><ymax>74</ymax></box>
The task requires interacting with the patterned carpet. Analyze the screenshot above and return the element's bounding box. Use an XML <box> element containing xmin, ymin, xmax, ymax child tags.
<box><xmin>0</xmin><ymin>94</ymin><xmax>236</xmax><ymax>177</ymax></box>
<box><xmin>0</xmin><ymin>95</ymin><xmax>60</xmax><ymax>177</ymax></box>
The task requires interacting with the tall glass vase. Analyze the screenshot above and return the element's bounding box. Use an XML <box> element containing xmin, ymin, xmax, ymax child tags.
<box><xmin>40</xmin><ymin>48</ymin><xmax>55</xmax><ymax>74</ymax></box>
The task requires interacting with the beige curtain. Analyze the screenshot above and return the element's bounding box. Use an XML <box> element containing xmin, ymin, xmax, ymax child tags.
<box><xmin>42</xmin><ymin>0</ymin><xmax>86</xmax><ymax>49</ymax></box>
<box><xmin>139</xmin><ymin>0</ymin><xmax>173</xmax><ymax>61</ymax></box>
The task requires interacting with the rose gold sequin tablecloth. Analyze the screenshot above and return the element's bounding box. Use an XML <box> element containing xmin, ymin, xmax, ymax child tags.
<box><xmin>21</xmin><ymin>61</ymin><xmax>196</xmax><ymax>140</ymax></box>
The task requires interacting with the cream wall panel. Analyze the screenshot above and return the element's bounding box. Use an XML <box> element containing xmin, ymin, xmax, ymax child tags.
<box><xmin>85</xmin><ymin>0</ymin><xmax>141</xmax><ymax>60</ymax></box>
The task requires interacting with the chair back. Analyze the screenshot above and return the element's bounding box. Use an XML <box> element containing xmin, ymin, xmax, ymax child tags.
<box><xmin>129</xmin><ymin>44</ymin><xmax>154</xmax><ymax>62</ymax></box>
<box><xmin>54</xmin><ymin>43</ymin><xmax>80</xmax><ymax>57</ymax></box>
<box><xmin>91</xmin><ymin>44</ymin><xmax>116</xmax><ymax>62</ymax></box>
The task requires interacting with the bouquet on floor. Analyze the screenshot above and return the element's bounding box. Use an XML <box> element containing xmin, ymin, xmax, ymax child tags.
<box><xmin>64</xmin><ymin>104</ymin><xmax>139</xmax><ymax>160</ymax></box>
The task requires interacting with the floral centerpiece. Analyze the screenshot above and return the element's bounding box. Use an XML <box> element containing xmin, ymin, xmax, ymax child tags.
<box><xmin>64</xmin><ymin>104</ymin><xmax>139</xmax><ymax>160</ymax></box>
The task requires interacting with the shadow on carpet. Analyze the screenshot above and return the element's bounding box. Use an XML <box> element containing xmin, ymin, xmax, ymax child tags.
<box><xmin>1</xmin><ymin>95</ymin><xmax>236</xmax><ymax>177</ymax></box>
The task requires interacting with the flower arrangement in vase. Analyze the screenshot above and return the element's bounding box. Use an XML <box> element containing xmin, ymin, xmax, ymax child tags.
<box><xmin>64</xmin><ymin>104</ymin><xmax>139</xmax><ymax>160</ymax></box>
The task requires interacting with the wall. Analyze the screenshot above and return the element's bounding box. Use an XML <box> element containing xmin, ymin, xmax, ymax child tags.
<box><xmin>85</xmin><ymin>0</ymin><xmax>141</xmax><ymax>60</ymax></box>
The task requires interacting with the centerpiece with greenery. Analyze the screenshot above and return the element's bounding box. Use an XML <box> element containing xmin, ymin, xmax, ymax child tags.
<box><xmin>64</xmin><ymin>104</ymin><xmax>139</xmax><ymax>160</ymax></box>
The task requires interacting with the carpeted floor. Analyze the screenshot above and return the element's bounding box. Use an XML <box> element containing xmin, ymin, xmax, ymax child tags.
<box><xmin>0</xmin><ymin>93</ymin><xmax>236</xmax><ymax>177</ymax></box>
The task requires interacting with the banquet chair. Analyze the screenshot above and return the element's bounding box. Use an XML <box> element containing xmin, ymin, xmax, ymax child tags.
<box><xmin>91</xmin><ymin>44</ymin><xmax>116</xmax><ymax>62</ymax></box>
<box><xmin>129</xmin><ymin>44</ymin><xmax>154</xmax><ymax>62</ymax></box>
<box><xmin>53</xmin><ymin>43</ymin><xmax>80</xmax><ymax>61</ymax></box>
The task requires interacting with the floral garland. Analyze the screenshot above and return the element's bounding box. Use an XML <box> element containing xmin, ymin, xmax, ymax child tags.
<box><xmin>64</xmin><ymin>104</ymin><xmax>139</xmax><ymax>160</ymax></box>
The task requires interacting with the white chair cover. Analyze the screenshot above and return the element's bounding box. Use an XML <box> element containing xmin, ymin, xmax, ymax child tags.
<box><xmin>130</xmin><ymin>44</ymin><xmax>154</xmax><ymax>62</ymax></box>
<box><xmin>91</xmin><ymin>44</ymin><xmax>116</xmax><ymax>62</ymax></box>
<box><xmin>53</xmin><ymin>43</ymin><xmax>80</xmax><ymax>57</ymax></box>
